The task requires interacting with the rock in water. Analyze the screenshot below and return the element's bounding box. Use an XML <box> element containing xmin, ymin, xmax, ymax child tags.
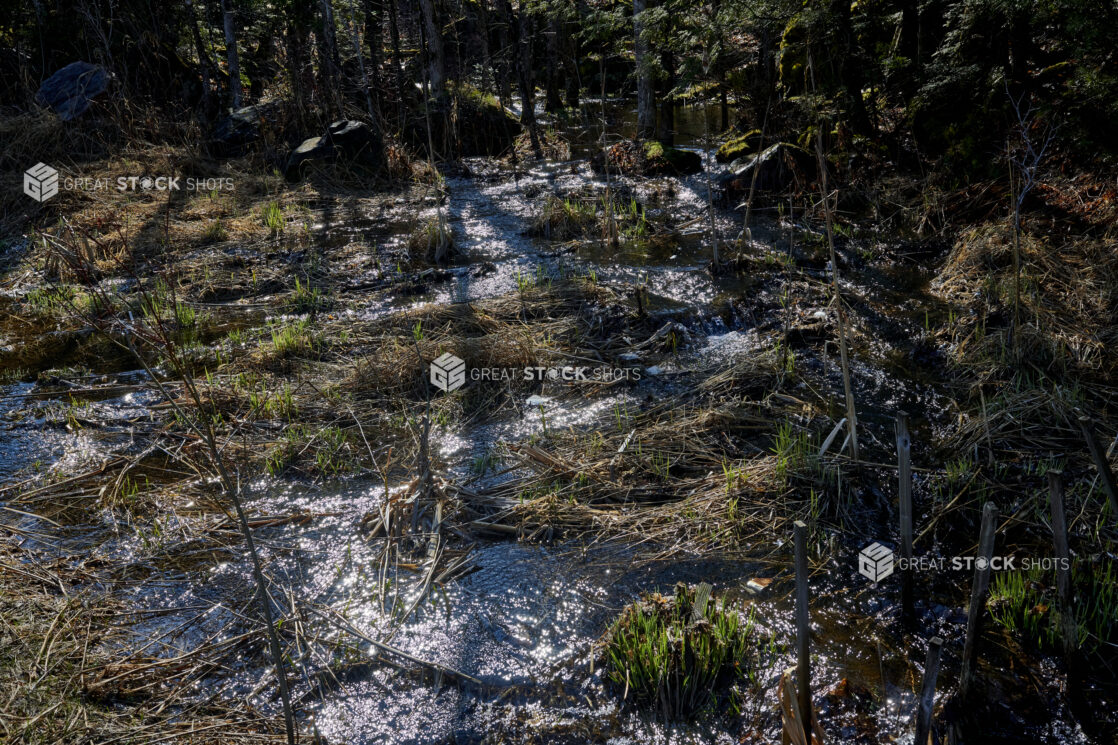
<box><xmin>284</xmin><ymin>120</ymin><xmax>383</xmax><ymax>181</ymax></box>
<box><xmin>717</xmin><ymin>142</ymin><xmax>815</xmax><ymax>205</ymax></box>
<box><xmin>36</xmin><ymin>62</ymin><xmax>110</xmax><ymax>120</ymax></box>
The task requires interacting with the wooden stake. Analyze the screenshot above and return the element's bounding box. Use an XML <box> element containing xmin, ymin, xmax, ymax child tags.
<box><xmin>1079</xmin><ymin>416</ymin><xmax>1118</xmax><ymax>523</ymax></box>
<box><xmin>793</xmin><ymin>520</ymin><xmax>812</xmax><ymax>743</ymax></box>
<box><xmin>1048</xmin><ymin>473</ymin><xmax>1077</xmax><ymax>660</ymax></box>
<box><xmin>915</xmin><ymin>636</ymin><xmax>944</xmax><ymax>745</ymax></box>
<box><xmin>958</xmin><ymin>501</ymin><xmax>998</xmax><ymax>701</ymax></box>
<box><xmin>897</xmin><ymin>412</ymin><xmax>914</xmax><ymax>621</ymax></box>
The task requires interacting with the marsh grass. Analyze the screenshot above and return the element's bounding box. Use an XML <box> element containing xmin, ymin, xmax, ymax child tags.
<box><xmin>604</xmin><ymin>583</ymin><xmax>754</xmax><ymax>720</ymax></box>
<box><xmin>528</xmin><ymin>192</ymin><xmax>662</xmax><ymax>244</ymax></box>
<box><xmin>528</xmin><ymin>195</ymin><xmax>598</xmax><ymax>240</ymax></box>
<box><xmin>200</xmin><ymin>218</ymin><xmax>230</xmax><ymax>243</ymax></box>
<box><xmin>261</xmin><ymin>201</ymin><xmax>285</xmax><ymax>235</ymax></box>
<box><xmin>988</xmin><ymin>558</ymin><xmax>1118</xmax><ymax>652</ymax></box>
<box><xmin>266</xmin><ymin>423</ymin><xmax>361</xmax><ymax>477</ymax></box>
<box><xmin>263</xmin><ymin>319</ymin><xmax>321</xmax><ymax>369</ymax></box>
<box><xmin>407</xmin><ymin>216</ymin><xmax>456</xmax><ymax>263</ymax></box>
<box><xmin>286</xmin><ymin>277</ymin><xmax>332</xmax><ymax>314</ymax></box>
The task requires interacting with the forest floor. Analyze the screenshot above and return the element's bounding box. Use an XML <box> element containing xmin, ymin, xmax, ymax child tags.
<box><xmin>1</xmin><ymin>105</ymin><xmax>1116</xmax><ymax>743</ymax></box>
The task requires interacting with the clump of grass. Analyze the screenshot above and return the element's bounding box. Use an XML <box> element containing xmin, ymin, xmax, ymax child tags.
<box><xmin>604</xmin><ymin>583</ymin><xmax>754</xmax><ymax>720</ymax></box>
<box><xmin>260</xmin><ymin>320</ymin><xmax>320</xmax><ymax>370</ymax></box>
<box><xmin>988</xmin><ymin>559</ymin><xmax>1118</xmax><ymax>652</ymax></box>
<box><xmin>771</xmin><ymin>420</ymin><xmax>816</xmax><ymax>485</ymax></box>
<box><xmin>266</xmin><ymin>423</ymin><xmax>358</xmax><ymax>477</ymax></box>
<box><xmin>201</xmin><ymin>219</ymin><xmax>229</xmax><ymax>243</ymax></box>
<box><xmin>24</xmin><ymin>284</ymin><xmax>77</xmax><ymax>317</ymax></box>
<box><xmin>261</xmin><ymin>201</ymin><xmax>284</xmax><ymax>235</ymax></box>
<box><xmin>406</xmin><ymin>216</ymin><xmax>456</xmax><ymax>263</ymax></box>
<box><xmin>286</xmin><ymin>277</ymin><xmax>331</xmax><ymax>314</ymax></box>
<box><xmin>619</xmin><ymin>197</ymin><xmax>649</xmax><ymax>239</ymax></box>
<box><xmin>250</xmin><ymin>383</ymin><xmax>299</xmax><ymax>421</ymax></box>
<box><xmin>528</xmin><ymin>195</ymin><xmax>598</xmax><ymax>240</ymax></box>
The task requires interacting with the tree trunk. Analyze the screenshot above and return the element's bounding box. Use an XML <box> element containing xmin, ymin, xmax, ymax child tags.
<box><xmin>221</xmin><ymin>0</ymin><xmax>243</xmax><ymax>108</ymax></box>
<box><xmin>505</xmin><ymin>0</ymin><xmax>541</xmax><ymax>156</ymax></box>
<box><xmin>350</xmin><ymin>0</ymin><xmax>379</xmax><ymax>123</ymax></box>
<box><xmin>544</xmin><ymin>16</ymin><xmax>563</xmax><ymax>112</ymax></box>
<box><xmin>418</xmin><ymin>0</ymin><xmax>448</xmax><ymax>102</ymax></box>
<box><xmin>633</xmin><ymin>0</ymin><xmax>654</xmax><ymax>139</ymax></box>
<box><xmin>828</xmin><ymin>0</ymin><xmax>870</xmax><ymax>133</ymax></box>
<box><xmin>387</xmin><ymin>0</ymin><xmax>406</xmax><ymax>126</ymax></box>
<box><xmin>362</xmin><ymin>0</ymin><xmax>383</xmax><ymax>95</ymax></box>
<box><xmin>285</xmin><ymin>15</ymin><xmax>310</xmax><ymax>117</ymax></box>
<box><xmin>494</xmin><ymin>2</ymin><xmax>513</xmax><ymax>106</ymax></box>
<box><xmin>517</xmin><ymin>3</ymin><xmax>543</xmax><ymax>155</ymax></box>
<box><xmin>564</xmin><ymin>2</ymin><xmax>583</xmax><ymax>108</ymax></box>
<box><xmin>656</xmin><ymin>45</ymin><xmax>674</xmax><ymax>145</ymax></box>
<box><xmin>319</xmin><ymin>0</ymin><xmax>343</xmax><ymax>116</ymax></box>
<box><xmin>475</xmin><ymin>0</ymin><xmax>498</xmax><ymax>100</ymax></box>
<box><xmin>186</xmin><ymin>0</ymin><xmax>217</xmax><ymax>118</ymax></box>
<box><xmin>899</xmin><ymin>0</ymin><xmax>918</xmax><ymax>62</ymax></box>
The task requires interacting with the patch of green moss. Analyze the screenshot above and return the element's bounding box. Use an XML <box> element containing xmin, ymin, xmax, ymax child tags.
<box><xmin>716</xmin><ymin>129</ymin><xmax>762</xmax><ymax>163</ymax></box>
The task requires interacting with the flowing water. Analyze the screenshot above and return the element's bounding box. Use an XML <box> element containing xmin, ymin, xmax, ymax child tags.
<box><xmin>0</xmin><ymin>105</ymin><xmax>1107</xmax><ymax>743</ymax></box>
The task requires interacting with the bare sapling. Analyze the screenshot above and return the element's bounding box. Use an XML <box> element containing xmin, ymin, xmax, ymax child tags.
<box><xmin>43</xmin><ymin>224</ymin><xmax>298</xmax><ymax>745</ymax></box>
<box><xmin>808</xmin><ymin>50</ymin><xmax>859</xmax><ymax>461</ymax></box>
<box><xmin>701</xmin><ymin>47</ymin><xmax>720</xmax><ymax>268</ymax></box>
<box><xmin>1005</xmin><ymin>85</ymin><xmax>1055</xmax><ymax>358</ymax></box>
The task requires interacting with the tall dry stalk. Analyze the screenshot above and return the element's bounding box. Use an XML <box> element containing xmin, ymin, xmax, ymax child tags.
<box><xmin>808</xmin><ymin>50</ymin><xmax>859</xmax><ymax>460</ymax></box>
<box><xmin>701</xmin><ymin>49</ymin><xmax>720</xmax><ymax>266</ymax></box>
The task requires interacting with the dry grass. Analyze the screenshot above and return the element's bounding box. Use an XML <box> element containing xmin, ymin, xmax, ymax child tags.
<box><xmin>343</xmin><ymin>279</ymin><xmax>626</xmax><ymax>402</ymax></box>
<box><xmin>934</xmin><ymin>223</ymin><xmax>1118</xmax><ymax>378</ymax></box>
<box><xmin>0</xmin><ymin>545</ymin><xmax>286</xmax><ymax>744</ymax></box>
<box><xmin>452</xmin><ymin>351</ymin><xmax>822</xmax><ymax>557</ymax></box>
<box><xmin>932</xmin><ymin>221</ymin><xmax>1118</xmax><ymax>459</ymax></box>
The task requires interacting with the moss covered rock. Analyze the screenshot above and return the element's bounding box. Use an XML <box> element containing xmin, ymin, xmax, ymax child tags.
<box><xmin>404</xmin><ymin>84</ymin><xmax>522</xmax><ymax>158</ymax></box>
<box><xmin>591</xmin><ymin>140</ymin><xmax>703</xmax><ymax>177</ymax></box>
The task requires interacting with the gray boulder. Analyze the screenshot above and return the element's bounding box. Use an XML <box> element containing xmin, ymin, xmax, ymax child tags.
<box><xmin>718</xmin><ymin>143</ymin><xmax>815</xmax><ymax>205</ymax></box>
<box><xmin>284</xmin><ymin>120</ymin><xmax>382</xmax><ymax>181</ymax></box>
<box><xmin>36</xmin><ymin>62</ymin><xmax>110</xmax><ymax>120</ymax></box>
<box><xmin>212</xmin><ymin>103</ymin><xmax>281</xmax><ymax>156</ymax></box>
